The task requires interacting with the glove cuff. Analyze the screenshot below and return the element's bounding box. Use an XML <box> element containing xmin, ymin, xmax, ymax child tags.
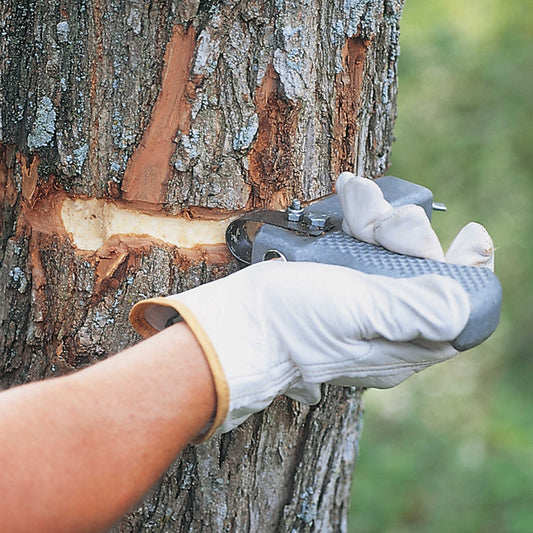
<box><xmin>129</xmin><ymin>298</ymin><xmax>230</xmax><ymax>442</ymax></box>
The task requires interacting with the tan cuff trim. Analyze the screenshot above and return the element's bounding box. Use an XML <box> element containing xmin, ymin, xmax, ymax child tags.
<box><xmin>129</xmin><ymin>297</ymin><xmax>169</xmax><ymax>338</ymax></box>
<box><xmin>129</xmin><ymin>298</ymin><xmax>229</xmax><ymax>442</ymax></box>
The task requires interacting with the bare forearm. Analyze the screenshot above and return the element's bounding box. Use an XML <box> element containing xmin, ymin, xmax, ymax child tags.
<box><xmin>0</xmin><ymin>323</ymin><xmax>215</xmax><ymax>533</ymax></box>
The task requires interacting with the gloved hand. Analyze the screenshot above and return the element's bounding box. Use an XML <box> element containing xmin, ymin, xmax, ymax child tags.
<box><xmin>336</xmin><ymin>172</ymin><xmax>494</xmax><ymax>268</ymax></box>
<box><xmin>129</xmin><ymin>173</ymin><xmax>494</xmax><ymax>441</ymax></box>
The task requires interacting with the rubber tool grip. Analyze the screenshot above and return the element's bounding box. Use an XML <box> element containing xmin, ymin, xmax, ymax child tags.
<box><xmin>250</xmin><ymin>177</ymin><xmax>502</xmax><ymax>351</ymax></box>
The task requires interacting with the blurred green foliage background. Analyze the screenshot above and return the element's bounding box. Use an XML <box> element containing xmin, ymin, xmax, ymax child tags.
<box><xmin>349</xmin><ymin>0</ymin><xmax>533</xmax><ymax>531</ymax></box>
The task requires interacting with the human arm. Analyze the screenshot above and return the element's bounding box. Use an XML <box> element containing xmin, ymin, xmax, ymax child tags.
<box><xmin>0</xmin><ymin>322</ymin><xmax>215</xmax><ymax>533</ymax></box>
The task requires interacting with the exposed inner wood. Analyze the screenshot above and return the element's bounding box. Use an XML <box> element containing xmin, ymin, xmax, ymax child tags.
<box><xmin>61</xmin><ymin>197</ymin><xmax>235</xmax><ymax>251</ymax></box>
<box><xmin>19</xmin><ymin>186</ymin><xmax>233</xmax><ymax>300</ymax></box>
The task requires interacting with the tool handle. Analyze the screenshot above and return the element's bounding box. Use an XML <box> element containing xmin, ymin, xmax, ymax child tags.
<box><xmin>250</xmin><ymin>177</ymin><xmax>501</xmax><ymax>351</ymax></box>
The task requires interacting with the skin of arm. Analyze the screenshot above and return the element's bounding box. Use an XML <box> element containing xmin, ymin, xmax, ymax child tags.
<box><xmin>0</xmin><ymin>322</ymin><xmax>215</xmax><ymax>533</ymax></box>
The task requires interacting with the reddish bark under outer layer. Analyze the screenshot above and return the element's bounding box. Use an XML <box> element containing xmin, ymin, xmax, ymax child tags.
<box><xmin>121</xmin><ymin>25</ymin><xmax>197</xmax><ymax>207</ymax></box>
<box><xmin>332</xmin><ymin>35</ymin><xmax>370</xmax><ymax>178</ymax></box>
<box><xmin>247</xmin><ymin>65</ymin><xmax>300</xmax><ymax>210</ymax></box>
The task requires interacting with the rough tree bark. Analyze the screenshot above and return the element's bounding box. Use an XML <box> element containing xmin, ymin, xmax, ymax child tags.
<box><xmin>0</xmin><ymin>0</ymin><xmax>402</xmax><ymax>531</ymax></box>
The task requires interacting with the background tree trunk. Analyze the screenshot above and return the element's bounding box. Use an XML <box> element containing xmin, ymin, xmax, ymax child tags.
<box><xmin>0</xmin><ymin>0</ymin><xmax>402</xmax><ymax>531</ymax></box>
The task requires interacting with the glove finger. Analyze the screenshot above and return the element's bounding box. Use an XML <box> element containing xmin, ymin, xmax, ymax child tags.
<box><xmin>335</xmin><ymin>170</ymin><xmax>356</xmax><ymax>195</ymax></box>
<box><xmin>373</xmin><ymin>205</ymin><xmax>445</xmax><ymax>261</ymax></box>
<box><xmin>336</xmin><ymin>174</ymin><xmax>445</xmax><ymax>261</ymax></box>
<box><xmin>336</xmin><ymin>173</ymin><xmax>392</xmax><ymax>244</ymax></box>
<box><xmin>445</xmin><ymin>222</ymin><xmax>495</xmax><ymax>271</ymax></box>
<box><xmin>347</xmin><ymin>270</ymin><xmax>470</xmax><ymax>343</ymax></box>
<box><xmin>325</xmin><ymin>338</ymin><xmax>457</xmax><ymax>389</ymax></box>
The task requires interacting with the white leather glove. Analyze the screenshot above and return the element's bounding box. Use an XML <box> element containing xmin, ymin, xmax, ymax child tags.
<box><xmin>336</xmin><ymin>172</ymin><xmax>494</xmax><ymax>269</ymax></box>
<box><xmin>129</xmin><ymin>173</ymin><xmax>494</xmax><ymax>440</ymax></box>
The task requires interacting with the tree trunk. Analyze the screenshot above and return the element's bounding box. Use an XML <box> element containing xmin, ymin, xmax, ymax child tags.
<box><xmin>0</xmin><ymin>0</ymin><xmax>402</xmax><ymax>531</ymax></box>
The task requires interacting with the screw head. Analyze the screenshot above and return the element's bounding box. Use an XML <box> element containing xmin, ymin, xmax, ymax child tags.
<box><xmin>287</xmin><ymin>198</ymin><xmax>304</xmax><ymax>222</ymax></box>
<box><xmin>302</xmin><ymin>213</ymin><xmax>329</xmax><ymax>231</ymax></box>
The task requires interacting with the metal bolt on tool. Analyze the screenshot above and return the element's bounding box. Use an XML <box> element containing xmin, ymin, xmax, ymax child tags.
<box><xmin>302</xmin><ymin>213</ymin><xmax>330</xmax><ymax>231</ymax></box>
<box><xmin>287</xmin><ymin>198</ymin><xmax>304</xmax><ymax>222</ymax></box>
